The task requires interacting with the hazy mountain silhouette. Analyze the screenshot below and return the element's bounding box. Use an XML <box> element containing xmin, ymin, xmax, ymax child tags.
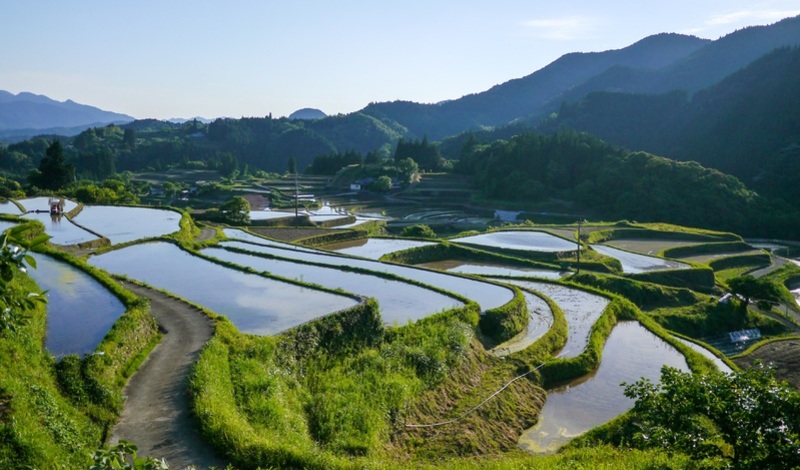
<box><xmin>0</xmin><ymin>90</ymin><xmax>134</xmax><ymax>133</ymax></box>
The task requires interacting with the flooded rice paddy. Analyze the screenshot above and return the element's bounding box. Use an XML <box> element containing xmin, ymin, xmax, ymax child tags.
<box><xmin>421</xmin><ymin>259</ymin><xmax>566</xmax><ymax>279</ymax></box>
<box><xmin>591</xmin><ymin>244</ymin><xmax>690</xmax><ymax>273</ymax></box>
<box><xmin>22</xmin><ymin>212</ymin><xmax>97</xmax><ymax>245</ymax></box>
<box><xmin>324</xmin><ymin>238</ymin><xmax>436</xmax><ymax>259</ymax></box>
<box><xmin>518</xmin><ymin>321</ymin><xmax>689</xmax><ymax>453</ymax></box>
<box><xmin>88</xmin><ymin>242</ymin><xmax>358</xmax><ymax>335</ymax></box>
<box><xmin>219</xmin><ymin>240</ymin><xmax>515</xmax><ymax>311</ymax></box>
<box><xmin>203</xmin><ymin>247</ymin><xmax>463</xmax><ymax>325</ymax></box>
<box><xmin>674</xmin><ymin>337</ymin><xmax>733</xmax><ymax>374</ymax></box>
<box><xmin>490</xmin><ymin>292</ymin><xmax>553</xmax><ymax>357</ymax></box>
<box><xmin>496</xmin><ymin>280</ymin><xmax>609</xmax><ymax>358</ymax></box>
<box><xmin>71</xmin><ymin>205</ymin><xmax>181</xmax><ymax>244</ymax></box>
<box><xmin>28</xmin><ymin>253</ymin><xmax>125</xmax><ymax>357</ymax></box>
<box><xmin>451</xmin><ymin>231</ymin><xmax>577</xmax><ymax>252</ymax></box>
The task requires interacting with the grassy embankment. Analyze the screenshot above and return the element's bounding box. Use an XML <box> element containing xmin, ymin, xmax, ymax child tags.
<box><xmin>0</xmin><ymin>219</ymin><xmax>160</xmax><ymax>468</ymax></box>
<box><xmin>188</xmin><ymin>223</ymin><xmax>753</xmax><ymax>468</ymax></box>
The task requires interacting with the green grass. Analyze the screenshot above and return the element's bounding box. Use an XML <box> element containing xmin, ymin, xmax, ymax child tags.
<box><xmin>0</xmin><ymin>276</ymin><xmax>101</xmax><ymax>468</ymax></box>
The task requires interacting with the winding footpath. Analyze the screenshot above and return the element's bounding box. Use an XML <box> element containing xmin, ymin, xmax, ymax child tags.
<box><xmin>111</xmin><ymin>282</ymin><xmax>229</xmax><ymax>469</ymax></box>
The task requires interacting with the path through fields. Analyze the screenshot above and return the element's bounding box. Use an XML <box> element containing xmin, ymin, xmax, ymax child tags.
<box><xmin>110</xmin><ymin>282</ymin><xmax>228</xmax><ymax>469</ymax></box>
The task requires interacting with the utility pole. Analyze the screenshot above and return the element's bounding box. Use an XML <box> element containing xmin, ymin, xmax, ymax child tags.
<box><xmin>576</xmin><ymin>220</ymin><xmax>584</xmax><ymax>275</ymax></box>
<box><xmin>294</xmin><ymin>171</ymin><xmax>299</xmax><ymax>219</ymax></box>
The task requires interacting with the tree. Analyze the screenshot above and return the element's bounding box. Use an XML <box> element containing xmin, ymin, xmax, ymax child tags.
<box><xmin>219</xmin><ymin>196</ymin><xmax>250</xmax><ymax>225</ymax></box>
<box><xmin>371</xmin><ymin>175</ymin><xmax>392</xmax><ymax>193</ymax></box>
<box><xmin>624</xmin><ymin>365</ymin><xmax>800</xmax><ymax>468</ymax></box>
<box><xmin>395</xmin><ymin>157</ymin><xmax>419</xmax><ymax>185</ymax></box>
<box><xmin>31</xmin><ymin>141</ymin><xmax>74</xmax><ymax>190</ymax></box>
<box><xmin>728</xmin><ymin>275</ymin><xmax>783</xmax><ymax>314</ymax></box>
<box><xmin>288</xmin><ymin>156</ymin><xmax>297</xmax><ymax>174</ymax></box>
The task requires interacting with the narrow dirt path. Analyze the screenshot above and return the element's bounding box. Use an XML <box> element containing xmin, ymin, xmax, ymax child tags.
<box><xmin>111</xmin><ymin>282</ymin><xmax>228</xmax><ymax>469</ymax></box>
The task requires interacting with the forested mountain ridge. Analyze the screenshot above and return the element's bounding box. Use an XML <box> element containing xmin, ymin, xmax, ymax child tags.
<box><xmin>549</xmin><ymin>15</ymin><xmax>800</xmax><ymax>110</ymax></box>
<box><xmin>360</xmin><ymin>15</ymin><xmax>800</xmax><ymax>140</ymax></box>
<box><xmin>360</xmin><ymin>33</ymin><xmax>710</xmax><ymax>140</ymax></box>
<box><xmin>540</xmin><ymin>46</ymin><xmax>800</xmax><ymax>203</ymax></box>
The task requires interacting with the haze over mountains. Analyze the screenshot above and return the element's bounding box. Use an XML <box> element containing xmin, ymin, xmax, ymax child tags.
<box><xmin>2</xmin><ymin>14</ymin><xmax>799</xmax><ymax>165</ymax></box>
<box><xmin>0</xmin><ymin>91</ymin><xmax>134</xmax><ymax>141</ymax></box>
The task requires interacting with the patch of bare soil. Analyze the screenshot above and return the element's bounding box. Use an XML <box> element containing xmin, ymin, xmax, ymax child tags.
<box><xmin>734</xmin><ymin>339</ymin><xmax>800</xmax><ymax>390</ymax></box>
<box><xmin>111</xmin><ymin>282</ymin><xmax>228</xmax><ymax>469</ymax></box>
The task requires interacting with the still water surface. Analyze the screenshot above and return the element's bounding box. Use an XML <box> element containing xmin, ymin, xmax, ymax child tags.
<box><xmin>28</xmin><ymin>253</ymin><xmax>125</xmax><ymax>357</ymax></box>
<box><xmin>220</xmin><ymin>240</ymin><xmax>515</xmax><ymax>311</ymax></box>
<box><xmin>518</xmin><ymin>321</ymin><xmax>689</xmax><ymax>453</ymax></box>
<box><xmin>452</xmin><ymin>231</ymin><xmax>577</xmax><ymax>252</ymax></box>
<box><xmin>89</xmin><ymin>242</ymin><xmax>358</xmax><ymax>335</ymax></box>
<box><xmin>591</xmin><ymin>244</ymin><xmax>690</xmax><ymax>274</ymax></box>
<box><xmin>204</xmin><ymin>247</ymin><xmax>463</xmax><ymax>325</ymax></box>
<box><xmin>496</xmin><ymin>280</ymin><xmax>609</xmax><ymax>358</ymax></box>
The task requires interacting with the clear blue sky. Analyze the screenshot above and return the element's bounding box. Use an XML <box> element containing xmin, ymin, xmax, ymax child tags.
<box><xmin>2</xmin><ymin>1</ymin><xmax>798</xmax><ymax>120</ymax></box>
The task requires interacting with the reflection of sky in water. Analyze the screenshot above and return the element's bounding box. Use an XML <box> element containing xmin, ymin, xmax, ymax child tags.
<box><xmin>204</xmin><ymin>247</ymin><xmax>462</xmax><ymax>325</ymax></box>
<box><xmin>219</xmin><ymin>240</ymin><xmax>514</xmax><ymax>311</ymax></box>
<box><xmin>0</xmin><ymin>200</ymin><xmax>21</xmax><ymax>214</ymax></box>
<box><xmin>21</xmin><ymin>212</ymin><xmax>97</xmax><ymax>245</ymax></box>
<box><xmin>27</xmin><ymin>253</ymin><xmax>125</xmax><ymax>357</ymax></box>
<box><xmin>423</xmin><ymin>259</ymin><xmax>566</xmax><ymax>279</ymax></box>
<box><xmin>73</xmin><ymin>206</ymin><xmax>181</xmax><ymax>244</ymax></box>
<box><xmin>327</xmin><ymin>238</ymin><xmax>436</xmax><ymax>260</ymax></box>
<box><xmin>498</xmin><ymin>280</ymin><xmax>608</xmax><ymax>358</ymax></box>
<box><xmin>492</xmin><ymin>292</ymin><xmax>553</xmax><ymax>357</ymax></box>
<box><xmin>452</xmin><ymin>231</ymin><xmax>577</xmax><ymax>252</ymax></box>
<box><xmin>89</xmin><ymin>242</ymin><xmax>357</xmax><ymax>335</ymax></box>
<box><xmin>519</xmin><ymin>321</ymin><xmax>689</xmax><ymax>453</ymax></box>
<box><xmin>591</xmin><ymin>244</ymin><xmax>690</xmax><ymax>274</ymax></box>
<box><xmin>16</xmin><ymin>197</ymin><xmax>78</xmax><ymax>213</ymax></box>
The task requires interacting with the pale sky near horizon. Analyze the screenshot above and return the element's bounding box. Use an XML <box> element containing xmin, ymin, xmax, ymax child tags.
<box><xmin>2</xmin><ymin>1</ymin><xmax>798</xmax><ymax>120</ymax></box>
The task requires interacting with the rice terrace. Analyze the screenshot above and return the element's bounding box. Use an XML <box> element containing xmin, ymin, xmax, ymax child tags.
<box><xmin>2</xmin><ymin>5</ymin><xmax>800</xmax><ymax>470</ymax></box>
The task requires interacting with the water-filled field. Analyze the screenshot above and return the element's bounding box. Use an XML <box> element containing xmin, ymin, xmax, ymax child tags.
<box><xmin>497</xmin><ymin>280</ymin><xmax>609</xmax><ymax>358</ymax></box>
<box><xmin>0</xmin><ymin>200</ymin><xmax>20</xmax><ymax>214</ymax></box>
<box><xmin>220</xmin><ymin>240</ymin><xmax>515</xmax><ymax>311</ymax></box>
<box><xmin>88</xmin><ymin>242</ymin><xmax>358</xmax><ymax>335</ymax></box>
<box><xmin>223</xmin><ymin>228</ymin><xmax>323</xmax><ymax>254</ymax></box>
<box><xmin>203</xmin><ymin>247</ymin><xmax>463</xmax><ymax>325</ymax></box>
<box><xmin>22</xmin><ymin>212</ymin><xmax>97</xmax><ymax>245</ymax></box>
<box><xmin>422</xmin><ymin>259</ymin><xmax>566</xmax><ymax>279</ymax></box>
<box><xmin>451</xmin><ymin>231</ymin><xmax>577</xmax><ymax>252</ymax></box>
<box><xmin>591</xmin><ymin>244</ymin><xmax>690</xmax><ymax>273</ymax></box>
<box><xmin>325</xmin><ymin>238</ymin><xmax>436</xmax><ymax>259</ymax></box>
<box><xmin>491</xmin><ymin>292</ymin><xmax>553</xmax><ymax>357</ymax></box>
<box><xmin>674</xmin><ymin>337</ymin><xmax>732</xmax><ymax>373</ymax></box>
<box><xmin>72</xmin><ymin>205</ymin><xmax>181</xmax><ymax>244</ymax></box>
<box><xmin>518</xmin><ymin>321</ymin><xmax>689</xmax><ymax>453</ymax></box>
<box><xmin>28</xmin><ymin>253</ymin><xmax>125</xmax><ymax>357</ymax></box>
<box><xmin>16</xmin><ymin>197</ymin><xmax>79</xmax><ymax>213</ymax></box>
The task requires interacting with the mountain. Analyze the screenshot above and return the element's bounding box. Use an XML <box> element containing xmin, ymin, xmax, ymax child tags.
<box><xmin>550</xmin><ymin>15</ymin><xmax>800</xmax><ymax>108</ymax></box>
<box><xmin>358</xmin><ymin>15</ymin><xmax>800</xmax><ymax>141</ymax></box>
<box><xmin>540</xmin><ymin>46</ymin><xmax>800</xmax><ymax>203</ymax></box>
<box><xmin>359</xmin><ymin>33</ymin><xmax>710</xmax><ymax>140</ymax></box>
<box><xmin>288</xmin><ymin>108</ymin><xmax>327</xmax><ymax>120</ymax></box>
<box><xmin>0</xmin><ymin>91</ymin><xmax>134</xmax><ymax>136</ymax></box>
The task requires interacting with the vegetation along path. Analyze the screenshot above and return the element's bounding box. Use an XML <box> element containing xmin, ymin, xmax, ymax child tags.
<box><xmin>111</xmin><ymin>282</ymin><xmax>228</xmax><ymax>469</ymax></box>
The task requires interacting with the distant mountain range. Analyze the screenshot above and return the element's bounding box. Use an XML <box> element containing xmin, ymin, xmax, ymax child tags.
<box><xmin>0</xmin><ymin>91</ymin><xmax>134</xmax><ymax>142</ymax></box>
<box><xmin>3</xmin><ymin>14</ymin><xmax>800</xmax><ymax>186</ymax></box>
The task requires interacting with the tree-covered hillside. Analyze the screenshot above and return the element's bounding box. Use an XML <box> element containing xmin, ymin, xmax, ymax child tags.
<box><xmin>541</xmin><ymin>46</ymin><xmax>800</xmax><ymax>204</ymax></box>
<box><xmin>458</xmin><ymin>131</ymin><xmax>800</xmax><ymax>238</ymax></box>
